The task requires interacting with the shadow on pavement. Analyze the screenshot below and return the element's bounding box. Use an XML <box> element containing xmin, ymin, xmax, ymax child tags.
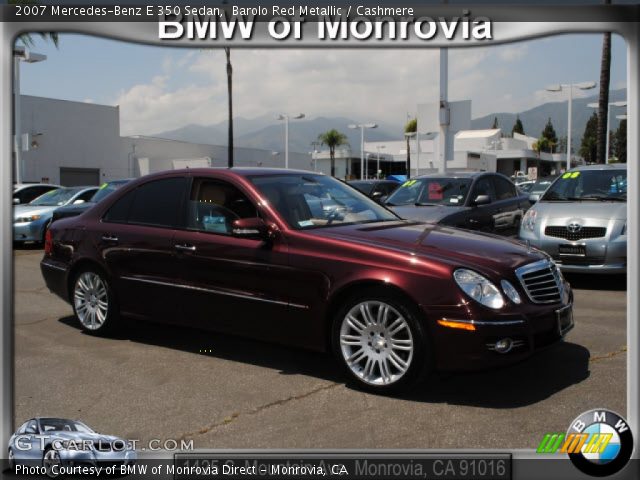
<box><xmin>58</xmin><ymin>316</ymin><xmax>590</xmax><ymax>409</ymax></box>
<box><xmin>564</xmin><ymin>272</ymin><xmax>626</xmax><ymax>291</ymax></box>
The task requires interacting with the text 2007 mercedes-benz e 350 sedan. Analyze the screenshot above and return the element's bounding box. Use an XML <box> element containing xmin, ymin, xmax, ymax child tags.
<box><xmin>41</xmin><ymin>168</ymin><xmax>574</xmax><ymax>392</ymax></box>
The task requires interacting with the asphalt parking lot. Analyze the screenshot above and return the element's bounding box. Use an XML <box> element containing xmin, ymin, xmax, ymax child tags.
<box><xmin>13</xmin><ymin>246</ymin><xmax>627</xmax><ymax>450</ymax></box>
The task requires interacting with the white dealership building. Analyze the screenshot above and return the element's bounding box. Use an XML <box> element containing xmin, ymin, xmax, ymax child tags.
<box><xmin>15</xmin><ymin>95</ymin><xmax>563</xmax><ymax>186</ymax></box>
<box><xmin>15</xmin><ymin>95</ymin><xmax>313</xmax><ymax>186</ymax></box>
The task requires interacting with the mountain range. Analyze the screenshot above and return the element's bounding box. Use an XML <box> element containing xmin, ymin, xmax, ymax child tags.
<box><xmin>153</xmin><ymin>88</ymin><xmax>627</xmax><ymax>153</ymax></box>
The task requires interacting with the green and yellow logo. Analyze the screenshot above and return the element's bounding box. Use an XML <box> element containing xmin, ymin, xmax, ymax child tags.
<box><xmin>536</xmin><ymin>432</ymin><xmax>613</xmax><ymax>455</ymax></box>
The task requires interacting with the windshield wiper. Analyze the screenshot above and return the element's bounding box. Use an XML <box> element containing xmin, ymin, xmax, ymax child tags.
<box><xmin>415</xmin><ymin>202</ymin><xmax>439</xmax><ymax>206</ymax></box>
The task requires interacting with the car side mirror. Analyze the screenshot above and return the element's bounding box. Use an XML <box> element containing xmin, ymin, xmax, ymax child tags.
<box><xmin>377</xmin><ymin>194</ymin><xmax>388</xmax><ymax>204</ymax></box>
<box><xmin>472</xmin><ymin>194</ymin><xmax>491</xmax><ymax>206</ymax></box>
<box><xmin>529</xmin><ymin>193</ymin><xmax>541</xmax><ymax>203</ymax></box>
<box><xmin>13</xmin><ymin>198</ymin><xmax>20</xmax><ymax>205</ymax></box>
<box><xmin>232</xmin><ymin>217</ymin><xmax>269</xmax><ymax>240</ymax></box>
<box><xmin>73</xmin><ymin>199</ymin><xmax>85</xmax><ymax>205</ymax></box>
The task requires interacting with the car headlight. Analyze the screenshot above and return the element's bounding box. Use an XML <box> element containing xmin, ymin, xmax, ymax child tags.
<box><xmin>522</xmin><ymin>209</ymin><xmax>537</xmax><ymax>232</ymax></box>
<box><xmin>500</xmin><ymin>280</ymin><xmax>522</xmax><ymax>305</ymax></box>
<box><xmin>453</xmin><ymin>269</ymin><xmax>505</xmax><ymax>309</ymax></box>
<box><xmin>15</xmin><ymin>215</ymin><xmax>41</xmax><ymax>223</ymax></box>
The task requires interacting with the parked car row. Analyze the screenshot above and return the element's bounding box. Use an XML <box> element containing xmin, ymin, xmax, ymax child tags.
<box><xmin>13</xmin><ymin>180</ymin><xmax>132</xmax><ymax>245</ymax></box>
<box><xmin>42</xmin><ymin>167</ymin><xmax>574</xmax><ymax>392</ymax></box>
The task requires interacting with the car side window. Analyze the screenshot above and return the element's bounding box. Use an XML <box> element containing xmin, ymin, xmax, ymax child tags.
<box><xmin>471</xmin><ymin>177</ymin><xmax>496</xmax><ymax>202</ymax></box>
<box><xmin>77</xmin><ymin>189</ymin><xmax>97</xmax><ymax>202</ymax></box>
<box><xmin>103</xmin><ymin>188</ymin><xmax>136</xmax><ymax>223</ymax></box>
<box><xmin>103</xmin><ymin>177</ymin><xmax>187</xmax><ymax>227</ymax></box>
<box><xmin>493</xmin><ymin>177</ymin><xmax>516</xmax><ymax>200</ymax></box>
<box><xmin>186</xmin><ymin>178</ymin><xmax>258</xmax><ymax>235</ymax></box>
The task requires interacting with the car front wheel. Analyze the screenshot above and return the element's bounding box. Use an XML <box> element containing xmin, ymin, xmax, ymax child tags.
<box><xmin>72</xmin><ymin>268</ymin><xmax>120</xmax><ymax>334</ymax></box>
<box><xmin>333</xmin><ymin>293</ymin><xmax>429</xmax><ymax>392</ymax></box>
<box><xmin>43</xmin><ymin>448</ymin><xmax>61</xmax><ymax>478</ymax></box>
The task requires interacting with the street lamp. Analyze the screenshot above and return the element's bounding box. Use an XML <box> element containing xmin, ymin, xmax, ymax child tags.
<box><xmin>375</xmin><ymin>145</ymin><xmax>386</xmax><ymax>179</ymax></box>
<box><xmin>545</xmin><ymin>81</ymin><xmax>596</xmax><ymax>171</ymax></box>
<box><xmin>348</xmin><ymin>123</ymin><xmax>377</xmax><ymax>180</ymax></box>
<box><xmin>276</xmin><ymin>113</ymin><xmax>305</xmax><ymax>169</ymax></box>
<box><xmin>587</xmin><ymin>100</ymin><xmax>627</xmax><ymax>164</ymax></box>
<box><xmin>13</xmin><ymin>46</ymin><xmax>47</xmax><ymax>184</ymax></box>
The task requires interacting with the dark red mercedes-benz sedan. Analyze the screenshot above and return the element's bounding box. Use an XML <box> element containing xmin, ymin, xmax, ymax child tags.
<box><xmin>41</xmin><ymin>168</ymin><xmax>574</xmax><ymax>392</ymax></box>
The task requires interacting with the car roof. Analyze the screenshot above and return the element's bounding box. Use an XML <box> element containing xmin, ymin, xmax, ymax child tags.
<box><xmin>14</xmin><ymin>183</ymin><xmax>61</xmax><ymax>190</ymax></box>
<box><xmin>414</xmin><ymin>171</ymin><xmax>492</xmax><ymax>179</ymax></box>
<box><xmin>573</xmin><ymin>163</ymin><xmax>627</xmax><ymax>171</ymax></box>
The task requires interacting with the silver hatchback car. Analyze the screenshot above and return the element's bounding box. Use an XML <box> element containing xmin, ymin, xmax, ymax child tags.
<box><xmin>519</xmin><ymin>164</ymin><xmax>626</xmax><ymax>274</ymax></box>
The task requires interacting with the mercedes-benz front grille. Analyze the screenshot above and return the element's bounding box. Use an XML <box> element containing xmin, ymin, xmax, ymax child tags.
<box><xmin>515</xmin><ymin>260</ymin><xmax>562</xmax><ymax>304</ymax></box>
<box><xmin>545</xmin><ymin>226</ymin><xmax>606</xmax><ymax>241</ymax></box>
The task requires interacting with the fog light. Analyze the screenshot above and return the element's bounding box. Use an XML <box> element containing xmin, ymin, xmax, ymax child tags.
<box><xmin>494</xmin><ymin>338</ymin><xmax>513</xmax><ymax>353</ymax></box>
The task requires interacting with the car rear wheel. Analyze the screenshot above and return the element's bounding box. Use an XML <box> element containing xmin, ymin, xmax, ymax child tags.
<box><xmin>73</xmin><ymin>268</ymin><xmax>120</xmax><ymax>335</ymax></box>
<box><xmin>333</xmin><ymin>292</ymin><xmax>430</xmax><ymax>392</ymax></box>
<box><xmin>8</xmin><ymin>448</ymin><xmax>15</xmax><ymax>470</ymax></box>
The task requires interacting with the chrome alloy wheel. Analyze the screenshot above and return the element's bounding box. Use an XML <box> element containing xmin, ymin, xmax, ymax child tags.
<box><xmin>74</xmin><ymin>272</ymin><xmax>109</xmax><ymax>330</ymax></box>
<box><xmin>339</xmin><ymin>301</ymin><xmax>414</xmax><ymax>386</ymax></box>
<box><xmin>43</xmin><ymin>449</ymin><xmax>61</xmax><ymax>477</ymax></box>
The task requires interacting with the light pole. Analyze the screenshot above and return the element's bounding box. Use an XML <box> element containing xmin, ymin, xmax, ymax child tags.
<box><xmin>348</xmin><ymin>123</ymin><xmax>377</xmax><ymax>180</ymax></box>
<box><xmin>546</xmin><ymin>81</ymin><xmax>596</xmax><ymax>171</ymax></box>
<box><xmin>276</xmin><ymin>113</ymin><xmax>305</xmax><ymax>169</ymax></box>
<box><xmin>13</xmin><ymin>46</ymin><xmax>47</xmax><ymax>184</ymax></box>
<box><xmin>587</xmin><ymin>100</ymin><xmax>626</xmax><ymax>164</ymax></box>
<box><xmin>376</xmin><ymin>145</ymin><xmax>385</xmax><ymax>179</ymax></box>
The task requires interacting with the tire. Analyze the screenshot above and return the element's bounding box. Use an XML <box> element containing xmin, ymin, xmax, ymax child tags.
<box><xmin>42</xmin><ymin>447</ymin><xmax>61</xmax><ymax>478</ymax></box>
<box><xmin>72</xmin><ymin>267</ymin><xmax>120</xmax><ymax>335</ymax></box>
<box><xmin>331</xmin><ymin>289</ymin><xmax>431</xmax><ymax>393</ymax></box>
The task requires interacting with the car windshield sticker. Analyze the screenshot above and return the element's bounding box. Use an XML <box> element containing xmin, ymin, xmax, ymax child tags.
<box><xmin>562</xmin><ymin>172</ymin><xmax>572</xmax><ymax>179</ymax></box>
<box><xmin>99</xmin><ymin>183</ymin><xmax>108</xmax><ymax>190</ymax></box>
<box><xmin>570</xmin><ymin>172</ymin><xmax>580</xmax><ymax>178</ymax></box>
<box><xmin>428</xmin><ymin>182</ymin><xmax>443</xmax><ymax>200</ymax></box>
<box><xmin>298</xmin><ymin>220</ymin><xmax>314</xmax><ymax>227</ymax></box>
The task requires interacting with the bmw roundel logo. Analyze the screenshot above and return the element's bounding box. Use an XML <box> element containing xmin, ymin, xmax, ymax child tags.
<box><xmin>567</xmin><ymin>409</ymin><xmax>634</xmax><ymax>477</ymax></box>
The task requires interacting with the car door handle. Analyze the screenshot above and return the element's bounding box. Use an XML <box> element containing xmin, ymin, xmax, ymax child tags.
<box><xmin>101</xmin><ymin>235</ymin><xmax>119</xmax><ymax>242</ymax></box>
<box><xmin>174</xmin><ymin>243</ymin><xmax>196</xmax><ymax>252</ymax></box>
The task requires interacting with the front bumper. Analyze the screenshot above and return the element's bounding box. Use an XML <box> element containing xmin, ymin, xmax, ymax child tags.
<box><xmin>424</xmin><ymin>295</ymin><xmax>574</xmax><ymax>372</ymax></box>
<box><xmin>519</xmin><ymin>224</ymin><xmax>627</xmax><ymax>274</ymax></box>
<box><xmin>14</xmin><ymin>218</ymin><xmax>48</xmax><ymax>242</ymax></box>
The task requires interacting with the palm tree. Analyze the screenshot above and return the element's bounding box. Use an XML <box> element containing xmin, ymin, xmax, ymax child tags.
<box><xmin>224</xmin><ymin>46</ymin><xmax>233</xmax><ymax>168</ymax></box>
<box><xmin>317</xmin><ymin>129</ymin><xmax>349</xmax><ymax>177</ymax></box>
<box><xmin>10</xmin><ymin>1</ymin><xmax>59</xmax><ymax>48</ymax></box>
<box><xmin>404</xmin><ymin>118</ymin><xmax>417</xmax><ymax>178</ymax></box>
<box><xmin>597</xmin><ymin>0</ymin><xmax>612</xmax><ymax>163</ymax></box>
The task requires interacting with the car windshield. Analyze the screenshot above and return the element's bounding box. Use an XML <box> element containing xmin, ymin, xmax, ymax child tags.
<box><xmin>349</xmin><ymin>182</ymin><xmax>375</xmax><ymax>195</ymax></box>
<box><xmin>542</xmin><ymin>169</ymin><xmax>627</xmax><ymax>202</ymax></box>
<box><xmin>250</xmin><ymin>174</ymin><xmax>399</xmax><ymax>229</ymax></box>
<box><xmin>39</xmin><ymin>418</ymin><xmax>94</xmax><ymax>433</ymax></box>
<box><xmin>91</xmin><ymin>180</ymin><xmax>129</xmax><ymax>203</ymax></box>
<box><xmin>385</xmin><ymin>178</ymin><xmax>472</xmax><ymax>206</ymax></box>
<box><xmin>29</xmin><ymin>188</ymin><xmax>82</xmax><ymax>206</ymax></box>
<box><xmin>530</xmin><ymin>178</ymin><xmax>556</xmax><ymax>194</ymax></box>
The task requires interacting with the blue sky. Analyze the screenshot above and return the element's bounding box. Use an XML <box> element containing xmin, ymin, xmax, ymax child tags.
<box><xmin>19</xmin><ymin>33</ymin><xmax>627</xmax><ymax>135</ymax></box>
